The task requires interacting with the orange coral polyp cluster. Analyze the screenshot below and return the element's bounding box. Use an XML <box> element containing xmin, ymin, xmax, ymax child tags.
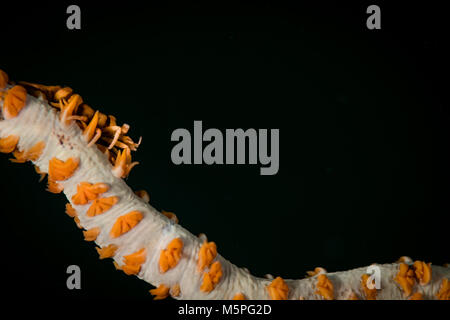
<box><xmin>48</xmin><ymin>157</ymin><xmax>79</xmax><ymax>181</ymax></box>
<box><xmin>83</xmin><ymin>227</ymin><xmax>101</xmax><ymax>241</ymax></box>
<box><xmin>110</xmin><ymin>210</ymin><xmax>143</xmax><ymax>238</ymax></box>
<box><xmin>47</xmin><ymin>180</ymin><xmax>63</xmax><ymax>194</ymax></box>
<box><xmin>395</xmin><ymin>261</ymin><xmax>432</xmax><ymax>298</ymax></box>
<box><xmin>0</xmin><ymin>135</ymin><xmax>19</xmax><ymax>153</ymax></box>
<box><xmin>266</xmin><ymin>276</ymin><xmax>289</xmax><ymax>300</ymax></box>
<box><xmin>413</xmin><ymin>260</ymin><xmax>432</xmax><ymax>285</ymax></box>
<box><xmin>200</xmin><ymin>261</ymin><xmax>223</xmax><ymax>293</ymax></box>
<box><xmin>2</xmin><ymin>85</ymin><xmax>27</xmax><ymax>119</ymax></box>
<box><xmin>315</xmin><ymin>274</ymin><xmax>334</xmax><ymax>300</ymax></box>
<box><xmin>159</xmin><ymin>238</ymin><xmax>183</xmax><ymax>273</ymax></box>
<box><xmin>395</xmin><ymin>263</ymin><xmax>417</xmax><ymax>297</ymax></box>
<box><xmin>197</xmin><ymin>241</ymin><xmax>217</xmax><ymax>272</ymax></box>
<box><xmin>87</xmin><ymin>196</ymin><xmax>119</xmax><ymax>217</ymax></box>
<box><xmin>96</xmin><ymin>244</ymin><xmax>118</xmax><ymax>260</ymax></box>
<box><xmin>436</xmin><ymin>278</ymin><xmax>450</xmax><ymax>300</ymax></box>
<box><xmin>71</xmin><ymin>182</ymin><xmax>109</xmax><ymax>205</ymax></box>
<box><xmin>150</xmin><ymin>284</ymin><xmax>170</xmax><ymax>300</ymax></box>
<box><xmin>121</xmin><ymin>248</ymin><xmax>147</xmax><ymax>275</ymax></box>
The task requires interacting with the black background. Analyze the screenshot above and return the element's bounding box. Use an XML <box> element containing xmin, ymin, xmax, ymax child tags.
<box><xmin>0</xmin><ymin>0</ymin><xmax>448</xmax><ymax>302</ymax></box>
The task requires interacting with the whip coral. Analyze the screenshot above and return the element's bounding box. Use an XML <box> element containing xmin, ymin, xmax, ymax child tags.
<box><xmin>0</xmin><ymin>69</ymin><xmax>448</xmax><ymax>300</ymax></box>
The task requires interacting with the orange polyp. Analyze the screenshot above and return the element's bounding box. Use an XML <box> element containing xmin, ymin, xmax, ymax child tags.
<box><xmin>87</xmin><ymin>128</ymin><xmax>102</xmax><ymax>148</ymax></box>
<box><xmin>122</xmin><ymin>248</ymin><xmax>146</xmax><ymax>275</ymax></box>
<box><xmin>361</xmin><ymin>274</ymin><xmax>377</xmax><ymax>300</ymax></box>
<box><xmin>10</xmin><ymin>141</ymin><xmax>45</xmax><ymax>163</ymax></box>
<box><xmin>3</xmin><ymin>85</ymin><xmax>27</xmax><ymax>119</ymax></box>
<box><xmin>54</xmin><ymin>87</ymin><xmax>73</xmax><ymax>101</ymax></box>
<box><xmin>122</xmin><ymin>264</ymin><xmax>140</xmax><ymax>275</ymax></box>
<box><xmin>315</xmin><ymin>274</ymin><xmax>334</xmax><ymax>300</ymax></box>
<box><xmin>60</xmin><ymin>94</ymin><xmax>83</xmax><ymax>125</ymax></box>
<box><xmin>200</xmin><ymin>261</ymin><xmax>223</xmax><ymax>293</ymax></box>
<box><xmin>436</xmin><ymin>278</ymin><xmax>449</xmax><ymax>300</ymax></box>
<box><xmin>306</xmin><ymin>267</ymin><xmax>327</xmax><ymax>277</ymax></box>
<box><xmin>124</xmin><ymin>248</ymin><xmax>146</xmax><ymax>265</ymax></box>
<box><xmin>150</xmin><ymin>284</ymin><xmax>170</xmax><ymax>300</ymax></box>
<box><xmin>83</xmin><ymin>110</ymin><xmax>99</xmax><ymax>142</ymax></box>
<box><xmin>0</xmin><ymin>135</ymin><xmax>19</xmax><ymax>153</ymax></box>
<box><xmin>112</xmin><ymin>147</ymin><xmax>139</xmax><ymax>178</ymax></box>
<box><xmin>121</xmin><ymin>135</ymin><xmax>141</xmax><ymax>151</ymax></box>
<box><xmin>395</xmin><ymin>263</ymin><xmax>416</xmax><ymax>297</ymax></box>
<box><xmin>47</xmin><ymin>179</ymin><xmax>63</xmax><ymax>193</ymax></box>
<box><xmin>396</xmin><ymin>277</ymin><xmax>415</xmax><ymax>298</ymax></box>
<box><xmin>197</xmin><ymin>241</ymin><xmax>217</xmax><ymax>272</ymax></box>
<box><xmin>171</xmin><ymin>284</ymin><xmax>181</xmax><ymax>297</ymax></box>
<box><xmin>102</xmin><ymin>137</ymin><xmax>129</xmax><ymax>149</ymax></box>
<box><xmin>409</xmin><ymin>292</ymin><xmax>423</xmax><ymax>300</ymax></box>
<box><xmin>0</xmin><ymin>69</ymin><xmax>8</xmax><ymax>89</ymax></box>
<box><xmin>96</xmin><ymin>244</ymin><xmax>118</xmax><ymax>259</ymax></box>
<box><xmin>105</xmin><ymin>126</ymin><xmax>122</xmax><ymax>149</ymax></box>
<box><xmin>159</xmin><ymin>238</ymin><xmax>183</xmax><ymax>273</ymax></box>
<box><xmin>232</xmin><ymin>293</ymin><xmax>246</xmax><ymax>300</ymax></box>
<box><xmin>48</xmin><ymin>157</ymin><xmax>79</xmax><ymax>181</ymax></box>
<box><xmin>19</xmin><ymin>82</ymin><xmax>61</xmax><ymax>100</ymax></box>
<box><xmin>83</xmin><ymin>227</ymin><xmax>101</xmax><ymax>241</ymax></box>
<box><xmin>71</xmin><ymin>182</ymin><xmax>109</xmax><ymax>205</ymax></box>
<box><xmin>201</xmin><ymin>272</ymin><xmax>214</xmax><ymax>293</ymax></box>
<box><xmin>112</xmin><ymin>148</ymin><xmax>128</xmax><ymax>178</ymax></box>
<box><xmin>161</xmin><ymin>210</ymin><xmax>179</xmax><ymax>224</ymax></box>
<box><xmin>74</xmin><ymin>216</ymin><xmax>83</xmax><ymax>229</ymax></box>
<box><xmin>135</xmin><ymin>189</ymin><xmax>150</xmax><ymax>202</ymax></box>
<box><xmin>87</xmin><ymin>196</ymin><xmax>119</xmax><ymax>217</ymax></box>
<box><xmin>266</xmin><ymin>277</ymin><xmax>289</xmax><ymax>300</ymax></box>
<box><xmin>65</xmin><ymin>203</ymin><xmax>77</xmax><ymax>217</ymax></box>
<box><xmin>413</xmin><ymin>261</ymin><xmax>432</xmax><ymax>285</ymax></box>
<box><xmin>110</xmin><ymin>211</ymin><xmax>143</xmax><ymax>238</ymax></box>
